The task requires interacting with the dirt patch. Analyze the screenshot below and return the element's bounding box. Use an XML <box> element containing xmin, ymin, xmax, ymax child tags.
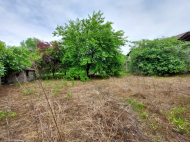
<box><xmin>132</xmin><ymin>93</ymin><xmax>146</xmax><ymax>99</ymax></box>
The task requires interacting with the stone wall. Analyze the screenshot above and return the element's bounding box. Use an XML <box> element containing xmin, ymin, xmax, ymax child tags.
<box><xmin>6</xmin><ymin>70</ymin><xmax>35</xmax><ymax>84</ymax></box>
<box><xmin>7</xmin><ymin>71</ymin><xmax>27</xmax><ymax>84</ymax></box>
<box><xmin>26</xmin><ymin>70</ymin><xmax>35</xmax><ymax>82</ymax></box>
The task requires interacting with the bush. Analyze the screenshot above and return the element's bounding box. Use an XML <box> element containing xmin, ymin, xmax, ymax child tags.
<box><xmin>0</xmin><ymin>43</ymin><xmax>32</xmax><ymax>76</ymax></box>
<box><xmin>127</xmin><ymin>38</ymin><xmax>190</xmax><ymax>76</ymax></box>
<box><xmin>0</xmin><ymin>41</ymin><xmax>6</xmax><ymax>76</ymax></box>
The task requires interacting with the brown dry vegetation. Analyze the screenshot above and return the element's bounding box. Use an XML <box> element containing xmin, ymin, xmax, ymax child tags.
<box><xmin>0</xmin><ymin>75</ymin><xmax>190</xmax><ymax>142</ymax></box>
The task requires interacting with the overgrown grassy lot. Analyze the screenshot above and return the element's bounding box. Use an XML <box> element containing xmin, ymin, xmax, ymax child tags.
<box><xmin>0</xmin><ymin>75</ymin><xmax>190</xmax><ymax>141</ymax></box>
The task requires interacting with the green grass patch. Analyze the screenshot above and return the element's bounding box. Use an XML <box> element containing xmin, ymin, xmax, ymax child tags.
<box><xmin>161</xmin><ymin>106</ymin><xmax>190</xmax><ymax>134</ymax></box>
<box><xmin>67</xmin><ymin>93</ymin><xmax>72</xmax><ymax>99</ymax></box>
<box><xmin>52</xmin><ymin>84</ymin><xmax>59</xmax><ymax>95</ymax></box>
<box><xmin>0</xmin><ymin>110</ymin><xmax>18</xmax><ymax>120</ymax></box>
<box><xmin>0</xmin><ymin>111</ymin><xmax>7</xmax><ymax>118</ymax></box>
<box><xmin>23</xmin><ymin>88</ymin><xmax>36</xmax><ymax>96</ymax></box>
<box><xmin>140</xmin><ymin>111</ymin><xmax>148</xmax><ymax>120</ymax></box>
<box><xmin>118</xmin><ymin>71</ymin><xmax>132</xmax><ymax>77</ymax></box>
<box><xmin>61</xmin><ymin>78</ymin><xmax>67</xmax><ymax>87</ymax></box>
<box><xmin>126</xmin><ymin>99</ymin><xmax>145</xmax><ymax>111</ymax></box>
<box><xmin>167</xmin><ymin>106</ymin><xmax>190</xmax><ymax>134</ymax></box>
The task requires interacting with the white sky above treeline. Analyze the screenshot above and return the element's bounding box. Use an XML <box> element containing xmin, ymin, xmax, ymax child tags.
<box><xmin>0</xmin><ymin>0</ymin><xmax>190</xmax><ymax>54</ymax></box>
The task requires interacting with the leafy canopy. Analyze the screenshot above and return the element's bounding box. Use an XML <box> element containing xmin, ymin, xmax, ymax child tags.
<box><xmin>1</xmin><ymin>44</ymin><xmax>32</xmax><ymax>76</ymax></box>
<box><xmin>127</xmin><ymin>38</ymin><xmax>190</xmax><ymax>76</ymax></box>
<box><xmin>20</xmin><ymin>37</ymin><xmax>40</xmax><ymax>51</ymax></box>
<box><xmin>0</xmin><ymin>41</ymin><xmax>6</xmax><ymax>76</ymax></box>
<box><xmin>53</xmin><ymin>11</ymin><xmax>127</xmax><ymax>81</ymax></box>
<box><xmin>35</xmin><ymin>41</ymin><xmax>63</xmax><ymax>76</ymax></box>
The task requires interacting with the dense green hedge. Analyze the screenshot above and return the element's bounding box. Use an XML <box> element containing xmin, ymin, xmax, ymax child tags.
<box><xmin>127</xmin><ymin>38</ymin><xmax>190</xmax><ymax>76</ymax></box>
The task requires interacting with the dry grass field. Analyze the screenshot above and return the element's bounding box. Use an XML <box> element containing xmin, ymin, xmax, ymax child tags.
<box><xmin>0</xmin><ymin>75</ymin><xmax>190</xmax><ymax>142</ymax></box>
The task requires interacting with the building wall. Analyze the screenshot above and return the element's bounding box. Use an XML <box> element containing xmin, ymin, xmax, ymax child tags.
<box><xmin>26</xmin><ymin>71</ymin><xmax>35</xmax><ymax>82</ymax></box>
<box><xmin>6</xmin><ymin>70</ymin><xmax>35</xmax><ymax>84</ymax></box>
<box><xmin>7</xmin><ymin>71</ymin><xmax>27</xmax><ymax>84</ymax></box>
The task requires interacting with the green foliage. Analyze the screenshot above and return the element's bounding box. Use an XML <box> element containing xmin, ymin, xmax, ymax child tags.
<box><xmin>0</xmin><ymin>41</ymin><xmax>6</xmax><ymax>76</ymax></box>
<box><xmin>0</xmin><ymin>110</ymin><xmax>17</xmax><ymax>120</ymax></box>
<box><xmin>0</xmin><ymin>40</ymin><xmax>6</xmax><ymax>51</ymax></box>
<box><xmin>23</xmin><ymin>96</ymin><xmax>27</xmax><ymax>100</ymax></box>
<box><xmin>140</xmin><ymin>111</ymin><xmax>148</xmax><ymax>120</ymax></box>
<box><xmin>15</xmin><ymin>83</ymin><xmax>20</xmax><ymax>87</ymax></box>
<box><xmin>10</xmin><ymin>112</ymin><xmax>17</xmax><ymax>117</ymax></box>
<box><xmin>150</xmin><ymin>122</ymin><xmax>158</xmax><ymax>130</ymax></box>
<box><xmin>0</xmin><ymin>42</ymin><xmax>34</xmax><ymax>76</ymax></box>
<box><xmin>40</xmin><ymin>72</ymin><xmax>65</xmax><ymax>80</ymax></box>
<box><xmin>23</xmin><ymin>88</ymin><xmax>36</xmax><ymax>96</ymax></box>
<box><xmin>67</xmin><ymin>93</ymin><xmax>72</xmax><ymax>99</ymax></box>
<box><xmin>169</xmin><ymin>106</ymin><xmax>187</xmax><ymax>119</ymax></box>
<box><xmin>161</xmin><ymin>106</ymin><xmax>190</xmax><ymax>134</ymax></box>
<box><xmin>20</xmin><ymin>37</ymin><xmax>40</xmax><ymax>51</ymax></box>
<box><xmin>126</xmin><ymin>98</ymin><xmax>148</xmax><ymax>124</ymax></box>
<box><xmin>172</xmin><ymin>118</ymin><xmax>189</xmax><ymax>134</ymax></box>
<box><xmin>35</xmin><ymin>41</ymin><xmax>64</xmax><ymax>77</ymax></box>
<box><xmin>127</xmin><ymin>38</ymin><xmax>190</xmax><ymax>76</ymax></box>
<box><xmin>61</xmin><ymin>77</ymin><xmax>67</xmax><ymax>87</ymax></box>
<box><xmin>53</xmin><ymin>11</ymin><xmax>127</xmax><ymax>81</ymax></box>
<box><xmin>126</xmin><ymin>99</ymin><xmax>144</xmax><ymax>111</ymax></box>
<box><xmin>117</xmin><ymin>71</ymin><xmax>132</xmax><ymax>77</ymax></box>
<box><xmin>167</xmin><ymin>106</ymin><xmax>190</xmax><ymax>134</ymax></box>
<box><xmin>29</xmin><ymin>51</ymin><xmax>43</xmax><ymax>63</ymax></box>
<box><xmin>0</xmin><ymin>62</ymin><xmax>5</xmax><ymax>76</ymax></box>
<box><xmin>0</xmin><ymin>111</ymin><xmax>7</xmax><ymax>118</ymax></box>
<box><xmin>52</xmin><ymin>84</ymin><xmax>59</xmax><ymax>95</ymax></box>
<box><xmin>3</xmin><ymin>46</ymin><xmax>32</xmax><ymax>75</ymax></box>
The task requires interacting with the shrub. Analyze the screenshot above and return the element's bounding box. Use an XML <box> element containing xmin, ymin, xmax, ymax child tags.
<box><xmin>0</xmin><ymin>41</ymin><xmax>6</xmax><ymax>76</ymax></box>
<box><xmin>127</xmin><ymin>38</ymin><xmax>190</xmax><ymax>76</ymax></box>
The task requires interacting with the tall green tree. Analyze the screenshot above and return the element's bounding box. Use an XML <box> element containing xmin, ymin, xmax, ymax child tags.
<box><xmin>0</xmin><ymin>41</ymin><xmax>6</xmax><ymax>76</ymax></box>
<box><xmin>20</xmin><ymin>37</ymin><xmax>40</xmax><ymax>51</ymax></box>
<box><xmin>53</xmin><ymin>11</ymin><xmax>127</xmax><ymax>81</ymax></box>
<box><xmin>1</xmin><ymin>41</ymin><xmax>37</xmax><ymax>77</ymax></box>
<box><xmin>127</xmin><ymin>38</ymin><xmax>190</xmax><ymax>76</ymax></box>
<box><xmin>3</xmin><ymin>46</ymin><xmax>32</xmax><ymax>75</ymax></box>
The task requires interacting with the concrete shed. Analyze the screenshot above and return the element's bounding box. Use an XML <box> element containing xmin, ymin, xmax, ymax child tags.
<box><xmin>6</xmin><ymin>68</ymin><xmax>35</xmax><ymax>84</ymax></box>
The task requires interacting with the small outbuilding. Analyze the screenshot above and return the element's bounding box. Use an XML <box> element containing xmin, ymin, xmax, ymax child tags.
<box><xmin>1</xmin><ymin>68</ymin><xmax>36</xmax><ymax>85</ymax></box>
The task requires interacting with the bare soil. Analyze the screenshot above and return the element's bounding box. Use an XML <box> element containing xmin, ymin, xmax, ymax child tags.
<box><xmin>0</xmin><ymin>75</ymin><xmax>190</xmax><ymax>142</ymax></box>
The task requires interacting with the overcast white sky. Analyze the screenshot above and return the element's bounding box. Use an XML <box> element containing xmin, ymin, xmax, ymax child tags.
<box><xmin>0</xmin><ymin>0</ymin><xmax>190</xmax><ymax>54</ymax></box>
